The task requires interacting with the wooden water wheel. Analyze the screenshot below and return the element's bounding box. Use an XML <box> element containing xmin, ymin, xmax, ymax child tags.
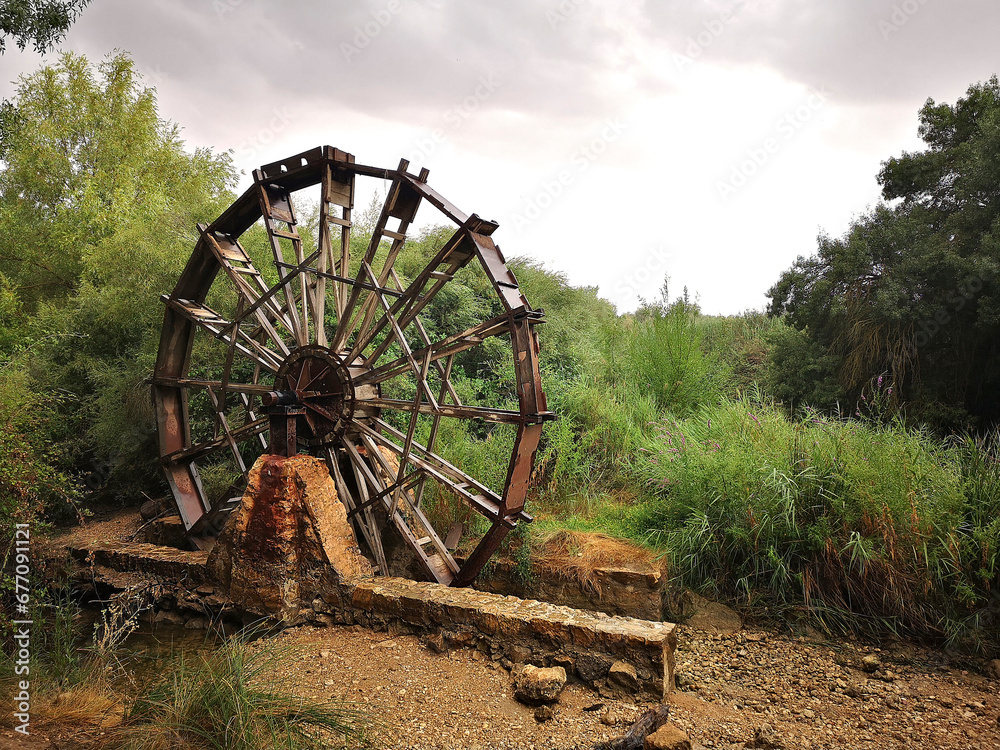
<box><xmin>151</xmin><ymin>146</ymin><xmax>552</xmax><ymax>586</ymax></box>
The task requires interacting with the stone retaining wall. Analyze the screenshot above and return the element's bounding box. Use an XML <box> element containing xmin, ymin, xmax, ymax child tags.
<box><xmin>338</xmin><ymin>577</ymin><xmax>676</xmax><ymax>699</ymax></box>
<box><xmin>474</xmin><ymin>556</ymin><xmax>665</xmax><ymax>621</ymax></box>
<box><xmin>49</xmin><ymin>540</ymin><xmax>675</xmax><ymax>700</ymax></box>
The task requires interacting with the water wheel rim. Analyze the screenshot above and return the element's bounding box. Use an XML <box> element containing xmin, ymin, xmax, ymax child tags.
<box><xmin>152</xmin><ymin>145</ymin><xmax>552</xmax><ymax>586</ymax></box>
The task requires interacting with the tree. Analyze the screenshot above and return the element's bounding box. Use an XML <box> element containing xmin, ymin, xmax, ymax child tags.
<box><xmin>0</xmin><ymin>0</ymin><xmax>90</xmax><ymax>54</ymax></box>
<box><xmin>0</xmin><ymin>51</ymin><xmax>237</xmax><ymax>502</ymax></box>
<box><xmin>768</xmin><ymin>77</ymin><xmax>1000</xmax><ymax>429</ymax></box>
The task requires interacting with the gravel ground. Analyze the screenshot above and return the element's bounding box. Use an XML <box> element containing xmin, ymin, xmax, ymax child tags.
<box><xmin>671</xmin><ymin>628</ymin><xmax>1000</xmax><ymax>749</ymax></box>
<box><xmin>268</xmin><ymin>623</ymin><xmax>1000</xmax><ymax>750</ymax></box>
<box><xmin>34</xmin><ymin>511</ymin><xmax>1000</xmax><ymax>748</ymax></box>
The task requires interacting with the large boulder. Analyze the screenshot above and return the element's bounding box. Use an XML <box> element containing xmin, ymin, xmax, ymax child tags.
<box><xmin>513</xmin><ymin>664</ymin><xmax>567</xmax><ymax>704</ymax></box>
<box><xmin>207</xmin><ymin>454</ymin><xmax>374</xmax><ymax>621</ymax></box>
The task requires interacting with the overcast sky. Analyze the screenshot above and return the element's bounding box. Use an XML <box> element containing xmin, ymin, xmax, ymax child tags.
<box><xmin>2</xmin><ymin>0</ymin><xmax>998</xmax><ymax>314</ymax></box>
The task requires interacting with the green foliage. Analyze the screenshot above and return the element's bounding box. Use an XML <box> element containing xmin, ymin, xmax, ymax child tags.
<box><xmin>764</xmin><ymin>324</ymin><xmax>843</xmax><ymax>411</ymax></box>
<box><xmin>0</xmin><ymin>51</ymin><xmax>237</xmax><ymax>502</ymax></box>
<box><xmin>608</xmin><ymin>282</ymin><xmax>728</xmax><ymax>416</ymax></box>
<box><xmin>0</xmin><ymin>0</ymin><xmax>90</xmax><ymax>54</ymax></box>
<box><xmin>700</xmin><ymin>310</ymin><xmax>781</xmax><ymax>394</ymax></box>
<box><xmin>602</xmin><ymin>397</ymin><xmax>1000</xmax><ymax>645</ymax></box>
<box><xmin>0</xmin><ymin>370</ymin><xmax>81</xmax><ymax>526</ymax></box>
<box><xmin>768</xmin><ymin>77</ymin><xmax>1000</xmax><ymax>429</ymax></box>
<box><xmin>114</xmin><ymin>634</ymin><xmax>379</xmax><ymax>749</ymax></box>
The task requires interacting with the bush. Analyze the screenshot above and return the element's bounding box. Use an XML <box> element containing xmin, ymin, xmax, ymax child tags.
<box><xmin>616</xmin><ymin>397</ymin><xmax>999</xmax><ymax>647</ymax></box>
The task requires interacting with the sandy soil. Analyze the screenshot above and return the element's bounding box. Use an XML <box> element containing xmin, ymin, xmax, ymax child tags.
<box><xmin>259</xmin><ymin>621</ymin><xmax>1000</xmax><ymax>750</ymax></box>
<box><xmin>24</xmin><ymin>510</ymin><xmax>1000</xmax><ymax>749</ymax></box>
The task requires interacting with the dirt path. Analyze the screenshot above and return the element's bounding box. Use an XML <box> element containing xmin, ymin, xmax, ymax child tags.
<box><xmin>31</xmin><ymin>512</ymin><xmax>1000</xmax><ymax>748</ymax></box>
<box><xmin>265</xmin><ymin>622</ymin><xmax>1000</xmax><ymax>750</ymax></box>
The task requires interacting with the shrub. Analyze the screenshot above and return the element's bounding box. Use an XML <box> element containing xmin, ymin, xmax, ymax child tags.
<box><xmin>615</xmin><ymin>397</ymin><xmax>999</xmax><ymax>646</ymax></box>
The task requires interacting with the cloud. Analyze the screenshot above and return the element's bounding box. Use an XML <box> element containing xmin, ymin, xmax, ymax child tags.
<box><xmin>639</xmin><ymin>0</ymin><xmax>1000</xmax><ymax>105</ymax></box>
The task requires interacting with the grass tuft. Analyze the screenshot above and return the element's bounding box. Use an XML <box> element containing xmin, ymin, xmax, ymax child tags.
<box><xmin>108</xmin><ymin>633</ymin><xmax>380</xmax><ymax>750</ymax></box>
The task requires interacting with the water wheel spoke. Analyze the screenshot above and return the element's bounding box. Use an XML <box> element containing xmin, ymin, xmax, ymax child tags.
<box><xmin>155</xmin><ymin>147</ymin><xmax>547</xmax><ymax>583</ymax></box>
<box><xmin>354</xmin><ymin>434</ymin><xmax>459</xmax><ymax>582</ymax></box>
<box><xmin>357</xmin><ymin>226</ymin><xmax>481</xmax><ymax>363</ymax></box>
<box><xmin>358</xmin><ymin>419</ymin><xmax>507</xmax><ymax>524</ymax></box>
<box><xmin>200</xmin><ymin>226</ymin><xmax>297</xmax><ymax>349</ymax></box>
<box><xmin>317</xmin><ymin>158</ymin><xmax>356</xmax><ymax>340</ymax></box>
<box><xmin>331</xmin><ymin>162</ymin><xmax>408</xmax><ymax>352</ymax></box>
<box><xmin>257</xmin><ymin>178</ymin><xmax>310</xmax><ymax>346</ymax></box>
<box><xmin>342</xmin><ymin>435</ymin><xmax>454</xmax><ymax>583</ymax></box>
<box><xmin>324</xmin><ymin>445</ymin><xmax>388</xmax><ymax>575</ymax></box>
<box><xmin>162</xmin><ymin>417</ymin><xmax>268</xmax><ymax>465</ymax></box>
<box><xmin>205</xmin><ymin>387</ymin><xmax>249</xmax><ymax>482</ymax></box>
<box><xmin>355</xmin><ymin>314</ymin><xmax>511</xmax><ymax>387</ymax></box>
<box><xmin>388</xmin><ymin>268</ymin><xmax>463</xmax><ymax>406</ymax></box>
<box><xmin>360</xmin><ymin>260</ymin><xmax>439</xmax><ymax>410</ymax></box>
<box><xmin>362</xmin><ymin>397</ymin><xmax>523</xmax><ymax>424</ymax></box>
<box><xmin>149</xmin><ymin>376</ymin><xmax>273</xmax><ymax>396</ymax></box>
<box><xmin>160</xmin><ymin>296</ymin><xmax>283</xmax><ymax>372</ymax></box>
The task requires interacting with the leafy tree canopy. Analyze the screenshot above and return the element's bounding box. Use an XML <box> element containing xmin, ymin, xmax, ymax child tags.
<box><xmin>767</xmin><ymin>77</ymin><xmax>1000</xmax><ymax>429</ymax></box>
<box><xmin>0</xmin><ymin>0</ymin><xmax>89</xmax><ymax>54</ymax></box>
<box><xmin>0</xmin><ymin>51</ymin><xmax>236</xmax><ymax>499</ymax></box>
<box><xmin>0</xmin><ymin>51</ymin><xmax>237</xmax><ymax>312</ymax></box>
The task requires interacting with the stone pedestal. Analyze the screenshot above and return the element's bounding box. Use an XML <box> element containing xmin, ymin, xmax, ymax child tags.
<box><xmin>207</xmin><ymin>454</ymin><xmax>374</xmax><ymax>622</ymax></box>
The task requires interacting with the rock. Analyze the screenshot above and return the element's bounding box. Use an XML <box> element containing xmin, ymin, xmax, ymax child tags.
<box><xmin>576</xmin><ymin>651</ymin><xmax>613</xmax><ymax>682</ymax></box>
<box><xmin>513</xmin><ymin>664</ymin><xmax>566</xmax><ymax>704</ymax></box>
<box><xmin>443</xmin><ymin>629</ymin><xmax>475</xmax><ymax>648</ymax></box>
<box><xmin>152</xmin><ymin>610</ymin><xmax>185</xmax><ymax>627</ymax></box>
<box><xmin>745</xmin><ymin>723</ymin><xmax>782</xmax><ymax>749</ymax></box>
<box><xmin>533</xmin><ymin>704</ymin><xmax>554</xmax><ymax>722</ymax></box>
<box><xmin>843</xmin><ymin>681</ymin><xmax>864</xmax><ymax>699</ymax></box>
<box><xmin>553</xmin><ymin>654</ymin><xmax>576</xmax><ymax>674</ymax></box>
<box><xmin>600</xmin><ymin>709</ymin><xmax>617</xmax><ymax>726</ymax></box>
<box><xmin>423</xmin><ymin>633</ymin><xmax>446</xmax><ymax>654</ymax></box>
<box><xmin>140</xmin><ymin>496</ymin><xmax>172</xmax><ymax>520</ymax></box>
<box><xmin>987</xmin><ymin>659</ymin><xmax>1000</xmax><ymax>680</ymax></box>
<box><xmin>861</xmin><ymin>654</ymin><xmax>881</xmax><ymax>673</ymax></box>
<box><xmin>608</xmin><ymin>660</ymin><xmax>641</xmax><ymax>694</ymax></box>
<box><xmin>206</xmin><ymin>454</ymin><xmax>375</xmax><ymax>621</ymax></box>
<box><xmin>678</xmin><ymin>591</ymin><xmax>742</xmax><ymax>633</ymax></box>
<box><xmin>643</xmin><ymin>723</ymin><xmax>693</xmax><ymax>750</ymax></box>
<box><xmin>508</xmin><ymin>645</ymin><xmax>532</xmax><ymax>664</ymax></box>
<box><xmin>674</xmin><ymin>672</ymin><xmax>697</xmax><ymax>691</ymax></box>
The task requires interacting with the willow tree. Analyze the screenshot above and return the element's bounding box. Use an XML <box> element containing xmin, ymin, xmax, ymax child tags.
<box><xmin>768</xmin><ymin>77</ymin><xmax>1000</xmax><ymax>430</ymax></box>
<box><xmin>0</xmin><ymin>51</ymin><xmax>236</xmax><ymax>501</ymax></box>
